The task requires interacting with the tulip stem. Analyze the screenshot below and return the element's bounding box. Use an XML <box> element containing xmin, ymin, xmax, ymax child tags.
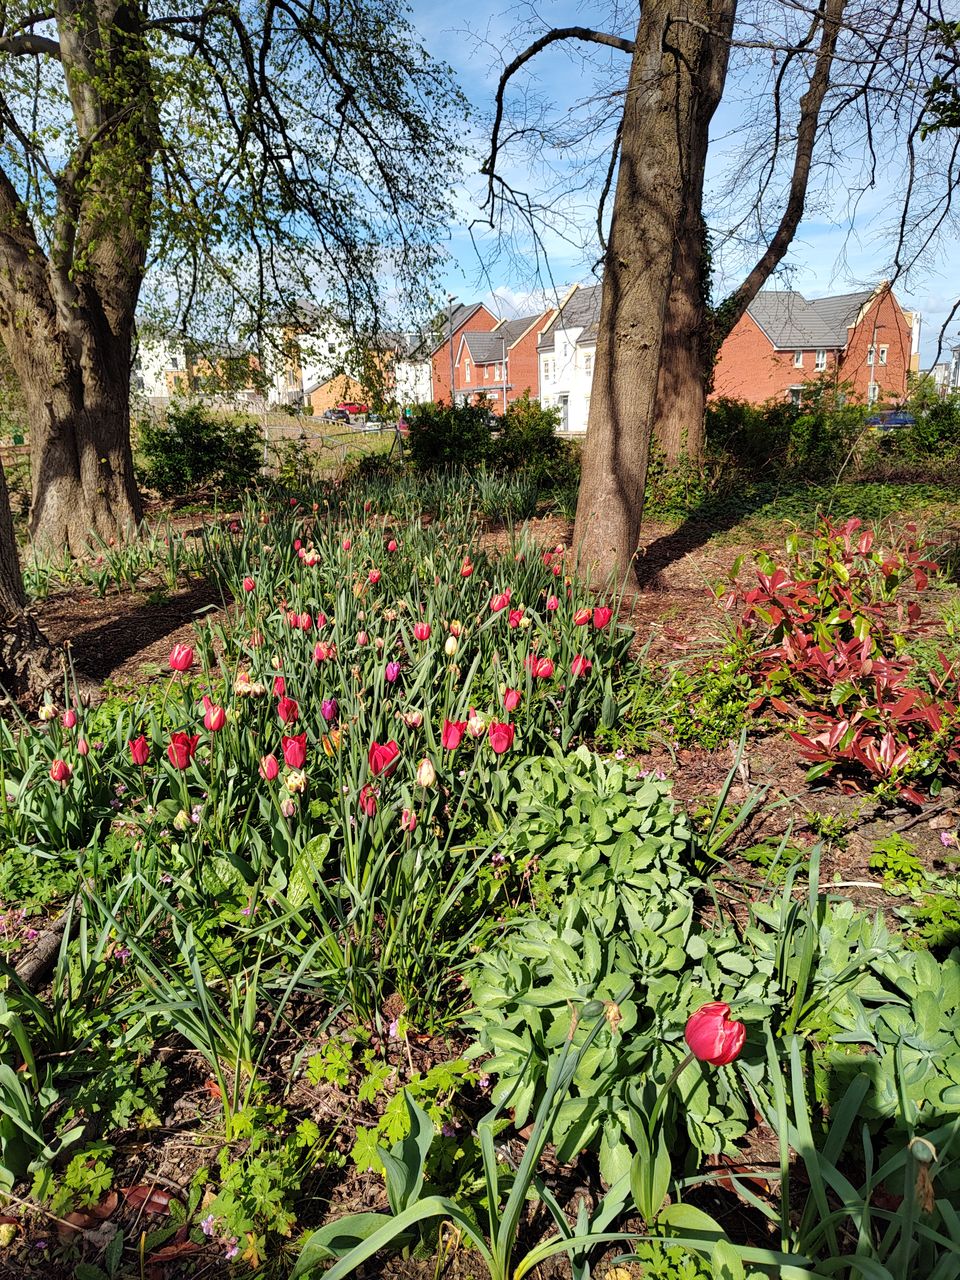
<box><xmin>649</xmin><ymin>1051</ymin><xmax>695</xmax><ymax>1132</ymax></box>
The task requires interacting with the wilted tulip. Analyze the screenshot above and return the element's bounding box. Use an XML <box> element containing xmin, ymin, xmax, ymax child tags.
<box><xmin>259</xmin><ymin>753</ymin><xmax>280</xmax><ymax>780</ymax></box>
<box><xmin>401</xmin><ymin>709</ymin><xmax>423</xmax><ymax>728</ymax></box>
<box><xmin>449</xmin><ymin>620</ymin><xmax>463</xmax><ymax>637</ymax></box>
<box><xmin>285</xmin><ymin>769</ymin><xmax>307</xmax><ymax>793</ymax></box>
<box><xmin>38</xmin><ymin>704</ymin><xmax>57</xmax><ymax>722</ymax></box>
<box><xmin>400</xmin><ymin>808</ymin><xmax>417</xmax><ymax>832</ymax></box>
<box><xmin>169</xmin><ymin>643</ymin><xmax>194</xmax><ymax>672</ymax></box>
<box><xmin>357</xmin><ymin>631</ymin><xmax>369</xmax><ymax>647</ymax></box>
<box><xmin>684</xmin><ymin>1002</ymin><xmax>746</xmax><ymax>1065</ymax></box>
<box><xmin>358</xmin><ymin>782</ymin><xmax>378</xmax><ymax>817</ymax></box>
<box><xmin>282</xmin><ymin>733</ymin><xmax>307</xmax><ymax>768</ymax></box>
<box><xmin>573</xmin><ymin>607</ymin><xmax>592</xmax><ymax>626</ymax></box>
<box><xmin>368</xmin><ymin>568</ymin><xmax>381</xmax><ymax>584</ymax></box>
<box><xmin>314</xmin><ymin>641</ymin><xmax>336</xmax><ymax>662</ymax></box>
<box><xmin>488</xmin><ymin>722</ymin><xmax>515</xmax><ymax>755</ymax></box>
<box><xmin>49</xmin><ymin>758</ymin><xmax>72</xmax><ymax>783</ymax></box>
<box><xmin>129</xmin><ymin>735</ymin><xmax>150</xmax><ymax>767</ymax></box>
<box><xmin>298</xmin><ymin>612</ymin><xmax>313</xmax><ymax>631</ymax></box>
<box><xmin>280</xmin><ymin>798</ymin><xmax>297</xmax><ymax>818</ymax></box>
<box><xmin>167</xmin><ymin>732</ymin><xmax>199</xmax><ymax>769</ymax></box>
<box><xmin>467</xmin><ymin>710</ymin><xmax>487</xmax><ymax>738</ymax></box>
<box><xmin>416</xmin><ymin>757</ymin><xmax>436</xmax><ymax>788</ymax></box>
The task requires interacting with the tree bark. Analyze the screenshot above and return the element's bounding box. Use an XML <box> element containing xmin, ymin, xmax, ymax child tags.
<box><xmin>574</xmin><ymin>0</ymin><xmax>736</xmax><ymax>581</ymax></box>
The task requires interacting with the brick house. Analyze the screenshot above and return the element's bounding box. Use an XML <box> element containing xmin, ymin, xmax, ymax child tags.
<box><xmin>712</xmin><ymin>284</ymin><xmax>916</xmax><ymax>406</ymax></box>
<box><xmin>455</xmin><ymin>309</ymin><xmax>556</xmax><ymax>411</ymax></box>
<box><xmin>430</xmin><ymin>301</ymin><xmax>499</xmax><ymax>403</ymax></box>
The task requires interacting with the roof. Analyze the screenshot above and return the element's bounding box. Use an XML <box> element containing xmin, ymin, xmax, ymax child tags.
<box><xmin>460</xmin><ymin>313</ymin><xmax>544</xmax><ymax>365</ymax></box>
<box><xmin>746</xmin><ymin>288</ymin><xmax>877</xmax><ymax>350</ymax></box>
<box><xmin>426</xmin><ymin>301</ymin><xmax>494</xmax><ymax>353</ymax></box>
<box><xmin>537</xmin><ymin>284</ymin><xmax>602</xmax><ymax>350</ymax></box>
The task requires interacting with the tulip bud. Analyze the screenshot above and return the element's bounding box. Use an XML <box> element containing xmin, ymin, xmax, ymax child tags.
<box><xmin>77</xmin><ymin>738</ymin><xmax>89</xmax><ymax>756</ymax></box>
<box><xmin>400</xmin><ymin>808</ymin><xmax>417</xmax><ymax>832</ymax></box>
<box><xmin>357</xmin><ymin>631</ymin><xmax>369</xmax><ymax>646</ymax></box>
<box><xmin>173</xmin><ymin>808</ymin><xmax>191</xmax><ymax>832</ymax></box>
<box><xmin>243</xmin><ymin>577</ymin><xmax>255</xmax><ymax>592</ymax></box>
<box><xmin>49</xmin><ymin>758</ymin><xmax>72</xmax><ymax>783</ymax></box>
<box><xmin>416</xmin><ymin>757</ymin><xmax>436</xmax><ymax>788</ymax></box>
<box><xmin>444</xmin><ymin>635</ymin><xmax>458</xmax><ymax>657</ymax></box>
<box><xmin>280</xmin><ymin>797</ymin><xmax>297</xmax><ymax>818</ymax></box>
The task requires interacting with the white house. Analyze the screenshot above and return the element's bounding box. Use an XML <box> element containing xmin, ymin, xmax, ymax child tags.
<box><xmin>537</xmin><ymin>284</ymin><xmax>601</xmax><ymax>433</ymax></box>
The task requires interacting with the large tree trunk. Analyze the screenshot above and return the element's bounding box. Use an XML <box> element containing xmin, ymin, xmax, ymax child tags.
<box><xmin>24</xmin><ymin>352</ymin><xmax>142</xmax><ymax>555</ymax></box>
<box><xmin>573</xmin><ymin>0</ymin><xmax>736</xmax><ymax>582</ymax></box>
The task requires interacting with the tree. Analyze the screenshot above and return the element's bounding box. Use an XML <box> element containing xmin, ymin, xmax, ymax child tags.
<box><xmin>483</xmin><ymin>0</ymin><xmax>940</xmax><ymax>581</ymax></box>
<box><xmin>0</xmin><ymin>0</ymin><xmax>463</xmax><ymax>554</ymax></box>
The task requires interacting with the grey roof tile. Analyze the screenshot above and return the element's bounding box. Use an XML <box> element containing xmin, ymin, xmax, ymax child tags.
<box><xmin>538</xmin><ymin>284</ymin><xmax>602</xmax><ymax>349</ymax></box>
<box><xmin>746</xmin><ymin>288</ymin><xmax>876</xmax><ymax>349</ymax></box>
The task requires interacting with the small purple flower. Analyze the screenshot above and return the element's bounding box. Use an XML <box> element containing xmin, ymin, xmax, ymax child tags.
<box><xmin>200</xmin><ymin>1214</ymin><xmax>216</xmax><ymax>1237</ymax></box>
<box><xmin>940</xmin><ymin>831</ymin><xmax>956</xmax><ymax>848</ymax></box>
<box><xmin>388</xmin><ymin>1017</ymin><xmax>399</xmax><ymax>1039</ymax></box>
<box><xmin>321</xmin><ymin>698</ymin><xmax>338</xmax><ymax>722</ymax></box>
<box><xmin>224</xmin><ymin>1237</ymin><xmax>239</xmax><ymax>1260</ymax></box>
<box><xmin>385</xmin><ymin>661</ymin><xmax>401</xmax><ymax>683</ymax></box>
<box><xmin>25</xmin><ymin>928</ymin><xmax>38</xmax><ymax>941</ymax></box>
<box><xmin>615</xmin><ymin>748</ymin><xmax>626</xmax><ymax>760</ymax></box>
<box><xmin>441</xmin><ymin>1121</ymin><xmax>457</xmax><ymax>1136</ymax></box>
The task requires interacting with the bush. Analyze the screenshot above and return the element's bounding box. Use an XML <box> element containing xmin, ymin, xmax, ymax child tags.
<box><xmin>706</xmin><ymin>387</ymin><xmax>864</xmax><ymax>480</ymax></box>
<box><xmin>137</xmin><ymin>403</ymin><xmax>261</xmax><ymax>497</ymax></box>
<box><xmin>405</xmin><ymin>400</ymin><xmax>492</xmax><ymax>472</ymax></box>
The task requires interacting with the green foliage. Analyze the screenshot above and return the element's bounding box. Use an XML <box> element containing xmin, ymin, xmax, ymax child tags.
<box><xmin>137</xmin><ymin>403</ymin><xmax>261</xmax><ymax>496</ymax></box>
<box><xmin>406</xmin><ymin>401</ymin><xmax>493</xmax><ymax>472</ymax></box>
<box><xmin>33</xmin><ymin>1143</ymin><xmax>115</xmax><ymax>1217</ymax></box>
<box><xmin>493</xmin><ymin>394</ymin><xmax>578</xmax><ymax>487</ymax></box>
<box><xmin>869</xmin><ymin>833</ymin><xmax>927</xmax><ymax>893</ymax></box>
<box><xmin>663</xmin><ymin>660</ymin><xmax>753</xmax><ymax>751</ymax></box>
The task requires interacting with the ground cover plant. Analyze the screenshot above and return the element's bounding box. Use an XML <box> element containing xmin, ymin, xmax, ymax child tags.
<box><xmin>0</xmin><ymin>467</ymin><xmax>959</xmax><ymax>1278</ymax></box>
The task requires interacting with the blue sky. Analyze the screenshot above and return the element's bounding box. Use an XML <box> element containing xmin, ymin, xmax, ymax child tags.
<box><xmin>410</xmin><ymin>0</ymin><xmax>958</xmax><ymax>368</ymax></box>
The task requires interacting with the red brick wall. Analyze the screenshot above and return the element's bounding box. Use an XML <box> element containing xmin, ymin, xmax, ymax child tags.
<box><xmin>838</xmin><ymin>291</ymin><xmax>912</xmax><ymax>403</ymax></box>
<box><xmin>710</xmin><ymin>314</ymin><xmax>839</xmax><ymax>403</ymax></box>
<box><xmin>431</xmin><ymin>306</ymin><xmax>498</xmax><ymax>402</ymax></box>
<box><xmin>505</xmin><ymin>310</ymin><xmax>553</xmax><ymax>406</ymax></box>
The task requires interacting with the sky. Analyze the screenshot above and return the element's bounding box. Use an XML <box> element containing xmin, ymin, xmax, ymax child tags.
<box><xmin>408</xmin><ymin>0</ymin><xmax>959</xmax><ymax>369</ymax></box>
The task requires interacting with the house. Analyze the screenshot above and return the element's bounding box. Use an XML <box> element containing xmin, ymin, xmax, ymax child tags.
<box><xmin>536</xmin><ymin>284</ymin><xmax>601</xmax><ymax>432</ymax></box>
<box><xmin>712</xmin><ymin>284</ymin><xmax>915</xmax><ymax>406</ymax></box>
<box><xmin>133</xmin><ymin>334</ymin><xmax>263</xmax><ymax>407</ymax></box>
<box><xmin>454</xmin><ymin>309</ymin><xmax>556</xmax><ymax>411</ymax></box>
<box><xmin>430</xmin><ymin>300</ymin><xmax>499</xmax><ymax>403</ymax></box>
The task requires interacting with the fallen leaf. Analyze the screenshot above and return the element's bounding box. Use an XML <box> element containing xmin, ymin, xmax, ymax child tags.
<box><xmin>120</xmin><ymin>1184</ymin><xmax>176</xmax><ymax>1214</ymax></box>
<box><xmin>92</xmin><ymin>1190</ymin><xmax>120</xmax><ymax>1219</ymax></box>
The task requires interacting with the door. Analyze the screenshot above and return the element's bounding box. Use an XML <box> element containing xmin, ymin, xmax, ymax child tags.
<box><xmin>558</xmin><ymin>394</ymin><xmax>569</xmax><ymax>431</ymax></box>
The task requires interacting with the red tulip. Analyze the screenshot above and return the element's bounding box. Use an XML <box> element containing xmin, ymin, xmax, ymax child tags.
<box><xmin>461</xmin><ymin>558</ymin><xmax>474</xmax><ymax>578</ymax></box>
<box><xmin>387</xmin><ymin>539</ymin><xmax>398</xmax><ymax>552</ymax></box>
<box><xmin>413</xmin><ymin>622</ymin><xmax>431</xmax><ymax>642</ymax></box>
<box><xmin>286</xmin><ymin>610</ymin><xmax>300</xmax><ymax>628</ymax></box>
<box><xmin>593</xmin><ymin>606</ymin><xmax>613</xmax><ymax>630</ymax></box>
<box><xmin>489</xmin><ymin>590</ymin><xmax>511</xmax><ymax>613</ymax></box>
<box><xmin>488</xmin><ymin>722</ymin><xmax>515</xmax><ymax>755</ymax></box>
<box><xmin>169</xmin><ymin>643</ymin><xmax>194</xmax><ymax>672</ymax></box>
<box><xmin>61</xmin><ymin>709</ymin><xmax>77</xmax><ymax>729</ymax></box>
<box><xmin>400</xmin><ymin>807</ymin><xmax>417</xmax><ymax>832</ymax></box>
<box><xmin>273</xmin><ymin>676</ymin><xmax>286</xmax><ymax>696</ymax></box>
<box><xmin>570</xmin><ymin>654</ymin><xmax>593</xmax><ymax>678</ymax></box>
<box><xmin>368</xmin><ymin>739</ymin><xmax>400</xmax><ymax>777</ymax></box>
<box><xmin>259</xmin><ymin>753</ymin><xmax>279</xmax><ymax>780</ymax></box>
<box><xmin>314</xmin><ymin>641</ymin><xmax>335</xmax><ymax>662</ymax></box>
<box><xmin>282</xmin><ymin>733</ymin><xmax>307</xmax><ymax>768</ymax></box>
<box><xmin>342</xmin><ymin>537</ymin><xmax>352</xmax><ymax>551</ymax></box>
<box><xmin>573</xmin><ymin>607</ymin><xmax>592</xmax><ymax>626</ymax></box>
<box><xmin>202</xmin><ymin>695</ymin><xmax>226</xmax><ymax>731</ymax></box>
<box><xmin>49</xmin><ymin>758</ymin><xmax>72</xmax><ymax>783</ymax></box>
<box><xmin>368</xmin><ymin>568</ymin><xmax>382</xmax><ymax>585</ymax></box>
<box><xmin>684</xmin><ymin>1002</ymin><xmax>746</xmax><ymax>1065</ymax></box>
<box><xmin>503</xmin><ymin>688</ymin><xmax>522</xmax><ymax>711</ymax></box>
<box><xmin>546</xmin><ymin>595</ymin><xmax>559</xmax><ymax>611</ymax></box>
<box><xmin>129</xmin><ymin>735</ymin><xmax>150</xmax><ymax>767</ymax></box>
<box><xmin>298</xmin><ymin>612</ymin><xmax>313</xmax><ymax>631</ymax></box>
<box><xmin>508</xmin><ymin>608</ymin><xmax>524</xmax><ymax>629</ymax></box>
<box><xmin>277</xmin><ymin>695</ymin><xmax>300</xmax><ymax>725</ymax></box>
<box><xmin>440</xmin><ymin>719</ymin><xmax>467</xmax><ymax>751</ymax></box>
<box><xmin>242</xmin><ymin>577</ymin><xmax>255</xmax><ymax>592</ymax></box>
<box><xmin>167</xmin><ymin>732</ymin><xmax>199</xmax><ymax>769</ymax></box>
<box><xmin>359</xmin><ymin>782</ymin><xmax>378</xmax><ymax>817</ymax></box>
<box><xmin>525</xmin><ymin>655</ymin><xmax>555</xmax><ymax>679</ymax></box>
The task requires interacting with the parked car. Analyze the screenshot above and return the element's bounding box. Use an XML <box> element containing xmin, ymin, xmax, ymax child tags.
<box><xmin>336</xmin><ymin>402</ymin><xmax>368</xmax><ymax>416</ymax></box>
<box><xmin>322</xmin><ymin>408</ymin><xmax>349</xmax><ymax>423</ymax></box>
<box><xmin>866</xmin><ymin>409</ymin><xmax>916</xmax><ymax>432</ymax></box>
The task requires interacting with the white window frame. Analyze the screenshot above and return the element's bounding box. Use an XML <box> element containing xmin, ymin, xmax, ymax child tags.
<box><xmin>794</xmin><ymin>351</ymin><xmax>804</xmax><ymax>368</ymax></box>
<box><xmin>879</xmin><ymin>345</ymin><xmax>888</xmax><ymax>366</ymax></box>
<box><xmin>464</xmin><ymin>360</ymin><xmax>471</xmax><ymax>384</ymax></box>
<box><xmin>788</xmin><ymin>385</ymin><xmax>803</xmax><ymax>406</ymax></box>
<box><xmin>868</xmin><ymin>382</ymin><xmax>879</xmax><ymax>404</ymax></box>
<box><xmin>815</xmin><ymin>349</ymin><xmax>826</xmax><ymax>372</ymax></box>
<box><xmin>584</xmin><ymin>353</ymin><xmax>593</xmax><ymax>376</ymax></box>
<box><xmin>866</xmin><ymin>346</ymin><xmax>875</xmax><ymax>366</ymax></box>
<box><xmin>483</xmin><ymin>365</ymin><xmax>489</xmax><ymax>380</ymax></box>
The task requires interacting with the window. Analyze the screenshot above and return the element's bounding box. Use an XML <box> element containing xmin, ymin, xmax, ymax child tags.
<box><xmin>868</xmin><ymin>382</ymin><xmax>879</xmax><ymax>405</ymax></box>
<box><xmin>495</xmin><ymin>363</ymin><xmax>502</xmax><ymax>380</ymax></box>
<box><xmin>879</xmin><ymin>345</ymin><xmax>888</xmax><ymax>366</ymax></box>
<box><xmin>170</xmin><ymin>355</ymin><xmax>179</xmax><ymax>370</ymax></box>
<box><xmin>562</xmin><ymin>343</ymin><xmax>570</xmax><ymax>358</ymax></box>
<box><xmin>584</xmin><ymin>353</ymin><xmax>593</xmax><ymax>376</ymax></box>
<box><xmin>464</xmin><ymin>360</ymin><xmax>471</xmax><ymax>383</ymax></box>
<box><xmin>815</xmin><ymin>350</ymin><xmax>826</xmax><ymax>371</ymax></box>
<box><xmin>328</xmin><ymin>343</ymin><xmax>336</xmax><ymax>354</ymax></box>
<box><xmin>794</xmin><ymin>351</ymin><xmax>804</xmax><ymax>368</ymax></box>
<box><xmin>483</xmin><ymin>365</ymin><xmax>489</xmax><ymax>380</ymax></box>
<box><xmin>543</xmin><ymin>359</ymin><xmax>553</xmax><ymax>382</ymax></box>
<box><xmin>788</xmin><ymin>386</ymin><xmax>802</xmax><ymax>407</ymax></box>
<box><xmin>866</xmin><ymin>346</ymin><xmax>875</xmax><ymax>366</ymax></box>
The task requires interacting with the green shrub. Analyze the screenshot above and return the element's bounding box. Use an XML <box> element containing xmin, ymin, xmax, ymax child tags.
<box><xmin>405</xmin><ymin>400</ymin><xmax>492</xmax><ymax>472</ymax></box>
<box><xmin>491</xmin><ymin>393</ymin><xmax>562</xmax><ymax>474</ymax></box>
<box><xmin>137</xmin><ymin>402</ymin><xmax>261</xmax><ymax>496</ymax></box>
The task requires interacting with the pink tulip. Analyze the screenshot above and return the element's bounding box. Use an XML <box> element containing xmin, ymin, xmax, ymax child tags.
<box><xmin>570</xmin><ymin>654</ymin><xmax>593</xmax><ymax>678</ymax></box>
<box><xmin>202</xmin><ymin>695</ymin><xmax>226</xmax><ymax>731</ymax></box>
<box><xmin>368</xmin><ymin>740</ymin><xmax>400</xmax><ymax>777</ymax></box>
<box><xmin>243</xmin><ymin>577</ymin><xmax>255</xmax><ymax>592</ymax></box>
<box><xmin>400</xmin><ymin>807</ymin><xmax>417</xmax><ymax>832</ymax></box>
<box><xmin>489</xmin><ymin>590</ymin><xmax>511</xmax><ymax>613</ymax></box>
<box><xmin>387</xmin><ymin>539</ymin><xmax>398</xmax><ymax>552</ymax></box>
<box><xmin>503</xmin><ymin>688</ymin><xmax>522</xmax><ymax>711</ymax></box>
<box><xmin>61</xmin><ymin>710</ymin><xmax>77</xmax><ymax>729</ymax></box>
<box><xmin>573</xmin><ymin>607</ymin><xmax>592</xmax><ymax>626</ymax></box>
<box><xmin>77</xmin><ymin>738</ymin><xmax>89</xmax><ymax>756</ymax></box>
<box><xmin>546</xmin><ymin>595</ymin><xmax>559</xmax><ymax>611</ymax></box>
<box><xmin>368</xmin><ymin>568</ymin><xmax>381</xmax><ymax>584</ymax></box>
<box><xmin>167</xmin><ymin>732</ymin><xmax>199</xmax><ymax>769</ymax></box>
<box><xmin>282</xmin><ymin>734</ymin><xmax>307</xmax><ymax>768</ymax></box>
<box><xmin>359</xmin><ymin>782</ymin><xmax>378</xmax><ymax>817</ymax></box>
<box><xmin>169</xmin><ymin>643</ymin><xmax>194</xmax><ymax>672</ymax></box>
<box><xmin>525</xmin><ymin>655</ymin><xmax>555</xmax><ymax>679</ymax></box>
<box><xmin>508</xmin><ymin>608</ymin><xmax>524</xmax><ymax>629</ymax></box>
<box><xmin>49</xmin><ymin>758</ymin><xmax>72</xmax><ymax>783</ymax></box>
<box><xmin>684</xmin><ymin>1003</ymin><xmax>746</xmax><ymax>1065</ymax></box>
<box><xmin>129</xmin><ymin>735</ymin><xmax>150</xmax><ymax>767</ymax></box>
<box><xmin>385</xmin><ymin>661</ymin><xmax>401</xmax><ymax>683</ymax></box>
<box><xmin>593</xmin><ymin>606</ymin><xmax>613</xmax><ymax>630</ymax></box>
<box><xmin>488</xmin><ymin>722</ymin><xmax>515</xmax><ymax>755</ymax></box>
<box><xmin>298</xmin><ymin>612</ymin><xmax>313</xmax><ymax>631</ymax></box>
<box><xmin>342</xmin><ymin>537</ymin><xmax>352</xmax><ymax>551</ymax></box>
<box><xmin>320</xmin><ymin>698</ymin><xmax>338</xmax><ymax>722</ymax></box>
<box><xmin>413</xmin><ymin>622</ymin><xmax>431</xmax><ymax>642</ymax></box>
<box><xmin>277</xmin><ymin>696</ymin><xmax>299</xmax><ymax>725</ymax></box>
<box><xmin>441</xmin><ymin>719</ymin><xmax>467</xmax><ymax>750</ymax></box>
<box><xmin>259</xmin><ymin>753</ymin><xmax>280</xmax><ymax>780</ymax></box>
<box><xmin>356</xmin><ymin>631</ymin><xmax>369</xmax><ymax>647</ymax></box>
